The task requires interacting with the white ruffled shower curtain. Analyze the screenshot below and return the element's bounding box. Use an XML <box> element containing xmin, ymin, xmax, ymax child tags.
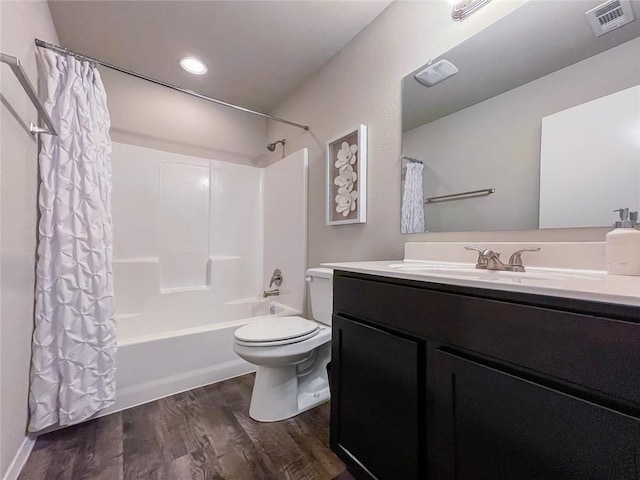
<box><xmin>29</xmin><ymin>47</ymin><xmax>116</xmax><ymax>432</ymax></box>
<box><xmin>401</xmin><ymin>161</ymin><xmax>426</xmax><ymax>234</ymax></box>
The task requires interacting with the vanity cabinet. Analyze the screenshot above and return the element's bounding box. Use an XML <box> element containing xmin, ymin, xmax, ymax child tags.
<box><xmin>330</xmin><ymin>315</ymin><xmax>424</xmax><ymax>480</ymax></box>
<box><xmin>434</xmin><ymin>350</ymin><xmax>640</xmax><ymax>479</ymax></box>
<box><xmin>330</xmin><ymin>271</ymin><xmax>640</xmax><ymax>480</ymax></box>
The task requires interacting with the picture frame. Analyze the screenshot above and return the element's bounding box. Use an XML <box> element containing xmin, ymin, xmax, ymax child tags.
<box><xmin>325</xmin><ymin>124</ymin><xmax>367</xmax><ymax>225</ymax></box>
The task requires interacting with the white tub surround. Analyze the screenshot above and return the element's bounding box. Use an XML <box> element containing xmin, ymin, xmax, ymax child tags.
<box><xmin>112</xmin><ymin>143</ymin><xmax>309</xmax><ymax>337</ymax></box>
<box><xmin>108</xmin><ymin>144</ymin><xmax>309</xmax><ymax>413</ymax></box>
<box><xmin>263</xmin><ymin>148</ymin><xmax>309</xmax><ymax>314</ymax></box>
<box><xmin>323</xmin><ymin>242</ymin><xmax>640</xmax><ymax>307</ymax></box>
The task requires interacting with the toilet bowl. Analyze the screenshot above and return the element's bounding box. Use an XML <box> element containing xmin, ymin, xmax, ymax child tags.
<box><xmin>233</xmin><ymin>267</ymin><xmax>333</xmax><ymax>422</ymax></box>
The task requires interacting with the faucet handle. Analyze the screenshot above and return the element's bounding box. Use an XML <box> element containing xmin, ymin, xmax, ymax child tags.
<box><xmin>508</xmin><ymin>247</ymin><xmax>541</xmax><ymax>267</ymax></box>
<box><xmin>269</xmin><ymin>268</ymin><xmax>283</xmax><ymax>287</ymax></box>
<box><xmin>465</xmin><ymin>246</ymin><xmax>490</xmax><ymax>269</ymax></box>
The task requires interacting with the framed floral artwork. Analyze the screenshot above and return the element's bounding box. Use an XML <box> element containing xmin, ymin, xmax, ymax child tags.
<box><xmin>326</xmin><ymin>124</ymin><xmax>367</xmax><ymax>225</ymax></box>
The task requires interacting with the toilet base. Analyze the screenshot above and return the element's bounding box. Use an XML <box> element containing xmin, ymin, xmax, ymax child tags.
<box><xmin>248</xmin><ymin>343</ymin><xmax>330</xmax><ymax>422</ymax></box>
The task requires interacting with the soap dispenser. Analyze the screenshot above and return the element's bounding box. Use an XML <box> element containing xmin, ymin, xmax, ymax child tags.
<box><xmin>605</xmin><ymin>208</ymin><xmax>640</xmax><ymax>276</ymax></box>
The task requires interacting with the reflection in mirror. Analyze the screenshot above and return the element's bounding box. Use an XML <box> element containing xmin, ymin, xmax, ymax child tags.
<box><xmin>401</xmin><ymin>156</ymin><xmax>425</xmax><ymax>233</ymax></box>
<box><xmin>400</xmin><ymin>0</ymin><xmax>640</xmax><ymax>233</ymax></box>
<box><xmin>539</xmin><ymin>85</ymin><xmax>640</xmax><ymax>228</ymax></box>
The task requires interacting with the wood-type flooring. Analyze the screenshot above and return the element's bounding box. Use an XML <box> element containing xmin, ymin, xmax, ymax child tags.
<box><xmin>20</xmin><ymin>373</ymin><xmax>347</xmax><ymax>480</ymax></box>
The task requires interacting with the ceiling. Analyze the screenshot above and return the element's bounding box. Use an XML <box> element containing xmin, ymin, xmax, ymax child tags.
<box><xmin>47</xmin><ymin>1</ymin><xmax>392</xmax><ymax>113</ymax></box>
<box><xmin>402</xmin><ymin>0</ymin><xmax>640</xmax><ymax>131</ymax></box>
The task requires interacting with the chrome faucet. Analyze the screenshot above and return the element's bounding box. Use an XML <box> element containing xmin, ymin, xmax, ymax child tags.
<box><xmin>466</xmin><ymin>246</ymin><xmax>540</xmax><ymax>272</ymax></box>
<box><xmin>483</xmin><ymin>250</ymin><xmax>509</xmax><ymax>271</ymax></box>
<box><xmin>507</xmin><ymin>248</ymin><xmax>541</xmax><ymax>272</ymax></box>
<box><xmin>263</xmin><ymin>289</ymin><xmax>280</xmax><ymax>298</ymax></box>
<box><xmin>465</xmin><ymin>247</ymin><xmax>489</xmax><ymax>269</ymax></box>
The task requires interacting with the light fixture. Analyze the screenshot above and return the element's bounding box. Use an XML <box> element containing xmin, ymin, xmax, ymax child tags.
<box><xmin>179</xmin><ymin>56</ymin><xmax>207</xmax><ymax>75</ymax></box>
<box><xmin>451</xmin><ymin>0</ymin><xmax>492</xmax><ymax>21</ymax></box>
<box><xmin>414</xmin><ymin>60</ymin><xmax>458</xmax><ymax>87</ymax></box>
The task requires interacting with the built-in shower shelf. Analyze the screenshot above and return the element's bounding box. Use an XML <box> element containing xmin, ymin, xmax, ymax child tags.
<box><xmin>113</xmin><ymin>257</ymin><xmax>159</xmax><ymax>264</ymax></box>
<box><xmin>115</xmin><ymin>312</ymin><xmax>142</xmax><ymax>320</ymax></box>
<box><xmin>160</xmin><ymin>285</ymin><xmax>210</xmax><ymax>295</ymax></box>
<box><xmin>209</xmin><ymin>255</ymin><xmax>242</xmax><ymax>262</ymax></box>
<box><xmin>224</xmin><ymin>297</ymin><xmax>268</xmax><ymax>305</ymax></box>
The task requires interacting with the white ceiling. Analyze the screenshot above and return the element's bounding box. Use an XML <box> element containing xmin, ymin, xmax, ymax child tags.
<box><xmin>47</xmin><ymin>0</ymin><xmax>393</xmax><ymax>112</ymax></box>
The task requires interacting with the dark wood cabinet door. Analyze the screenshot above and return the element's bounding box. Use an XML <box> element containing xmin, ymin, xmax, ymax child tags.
<box><xmin>433</xmin><ymin>350</ymin><xmax>640</xmax><ymax>480</ymax></box>
<box><xmin>331</xmin><ymin>315</ymin><xmax>425</xmax><ymax>480</ymax></box>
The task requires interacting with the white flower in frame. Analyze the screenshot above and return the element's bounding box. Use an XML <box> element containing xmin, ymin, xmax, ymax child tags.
<box><xmin>334</xmin><ymin>164</ymin><xmax>357</xmax><ymax>191</ymax></box>
<box><xmin>335</xmin><ymin>141</ymin><xmax>358</xmax><ymax>169</ymax></box>
<box><xmin>335</xmin><ymin>186</ymin><xmax>358</xmax><ymax>217</ymax></box>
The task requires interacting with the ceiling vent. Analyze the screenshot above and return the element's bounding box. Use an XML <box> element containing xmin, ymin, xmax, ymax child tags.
<box><xmin>585</xmin><ymin>0</ymin><xmax>635</xmax><ymax>37</ymax></box>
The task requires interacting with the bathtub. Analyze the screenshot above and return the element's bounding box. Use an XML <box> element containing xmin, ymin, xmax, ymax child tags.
<box><xmin>99</xmin><ymin>300</ymin><xmax>301</xmax><ymax>417</ymax></box>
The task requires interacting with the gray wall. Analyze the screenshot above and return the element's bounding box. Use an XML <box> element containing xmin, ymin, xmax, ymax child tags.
<box><xmin>101</xmin><ymin>67</ymin><xmax>269</xmax><ymax>166</ymax></box>
<box><xmin>266</xmin><ymin>1</ymin><xmax>547</xmax><ymax>268</ymax></box>
<box><xmin>403</xmin><ymin>38</ymin><xmax>640</xmax><ymax>233</ymax></box>
<box><xmin>266</xmin><ymin>1</ymin><xmax>613</xmax><ymax>269</ymax></box>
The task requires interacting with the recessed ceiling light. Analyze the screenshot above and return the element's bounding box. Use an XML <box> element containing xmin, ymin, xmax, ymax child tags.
<box><xmin>179</xmin><ymin>56</ymin><xmax>207</xmax><ymax>75</ymax></box>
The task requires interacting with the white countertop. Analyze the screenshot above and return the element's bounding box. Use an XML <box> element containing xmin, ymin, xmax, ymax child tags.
<box><xmin>322</xmin><ymin>260</ymin><xmax>640</xmax><ymax>308</ymax></box>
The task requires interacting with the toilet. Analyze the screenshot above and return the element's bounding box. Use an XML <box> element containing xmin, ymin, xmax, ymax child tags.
<box><xmin>233</xmin><ymin>267</ymin><xmax>333</xmax><ymax>422</ymax></box>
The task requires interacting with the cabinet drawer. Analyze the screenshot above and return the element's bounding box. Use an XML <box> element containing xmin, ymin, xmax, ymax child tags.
<box><xmin>433</xmin><ymin>350</ymin><xmax>640</xmax><ymax>480</ymax></box>
<box><xmin>334</xmin><ymin>274</ymin><xmax>640</xmax><ymax>404</ymax></box>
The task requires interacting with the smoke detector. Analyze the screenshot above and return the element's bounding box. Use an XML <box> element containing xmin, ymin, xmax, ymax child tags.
<box><xmin>585</xmin><ymin>0</ymin><xmax>636</xmax><ymax>37</ymax></box>
<box><xmin>415</xmin><ymin>60</ymin><xmax>459</xmax><ymax>87</ymax></box>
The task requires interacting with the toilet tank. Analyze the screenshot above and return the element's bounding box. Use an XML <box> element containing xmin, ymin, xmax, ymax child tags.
<box><xmin>306</xmin><ymin>267</ymin><xmax>333</xmax><ymax>326</ymax></box>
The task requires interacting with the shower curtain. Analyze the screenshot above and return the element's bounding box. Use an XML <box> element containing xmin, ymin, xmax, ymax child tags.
<box><xmin>29</xmin><ymin>48</ymin><xmax>116</xmax><ymax>431</ymax></box>
<box><xmin>401</xmin><ymin>161</ymin><xmax>426</xmax><ymax>233</ymax></box>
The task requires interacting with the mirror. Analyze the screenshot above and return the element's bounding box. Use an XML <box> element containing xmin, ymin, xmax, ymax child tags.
<box><xmin>401</xmin><ymin>0</ymin><xmax>640</xmax><ymax>233</ymax></box>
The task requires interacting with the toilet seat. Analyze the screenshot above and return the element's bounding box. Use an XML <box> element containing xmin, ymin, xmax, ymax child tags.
<box><xmin>234</xmin><ymin>316</ymin><xmax>319</xmax><ymax>347</ymax></box>
<box><xmin>234</xmin><ymin>329</ymin><xmax>319</xmax><ymax>347</ymax></box>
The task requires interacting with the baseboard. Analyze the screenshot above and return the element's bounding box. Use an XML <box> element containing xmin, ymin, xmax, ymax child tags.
<box><xmin>96</xmin><ymin>358</ymin><xmax>255</xmax><ymax>418</ymax></box>
<box><xmin>2</xmin><ymin>435</ymin><xmax>36</xmax><ymax>480</ymax></box>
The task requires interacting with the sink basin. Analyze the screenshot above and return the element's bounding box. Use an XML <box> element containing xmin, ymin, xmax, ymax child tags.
<box><xmin>388</xmin><ymin>262</ymin><xmax>475</xmax><ymax>271</ymax></box>
<box><xmin>387</xmin><ymin>262</ymin><xmax>603</xmax><ymax>282</ymax></box>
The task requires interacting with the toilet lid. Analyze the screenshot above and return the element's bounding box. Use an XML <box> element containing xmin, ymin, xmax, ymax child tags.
<box><xmin>234</xmin><ymin>316</ymin><xmax>319</xmax><ymax>343</ymax></box>
<box><xmin>234</xmin><ymin>329</ymin><xmax>320</xmax><ymax>347</ymax></box>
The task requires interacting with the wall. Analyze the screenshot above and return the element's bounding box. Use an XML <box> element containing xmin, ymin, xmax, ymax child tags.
<box><xmin>101</xmin><ymin>67</ymin><xmax>269</xmax><ymax>166</ymax></box>
<box><xmin>0</xmin><ymin>1</ymin><xmax>58</xmax><ymax>478</ymax></box>
<box><xmin>266</xmin><ymin>0</ymin><xmax>609</xmax><ymax>269</ymax></box>
<box><xmin>403</xmin><ymin>38</ymin><xmax>640</xmax><ymax>232</ymax></box>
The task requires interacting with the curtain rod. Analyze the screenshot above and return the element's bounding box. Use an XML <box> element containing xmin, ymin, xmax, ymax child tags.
<box><xmin>35</xmin><ymin>39</ymin><xmax>310</xmax><ymax>131</ymax></box>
